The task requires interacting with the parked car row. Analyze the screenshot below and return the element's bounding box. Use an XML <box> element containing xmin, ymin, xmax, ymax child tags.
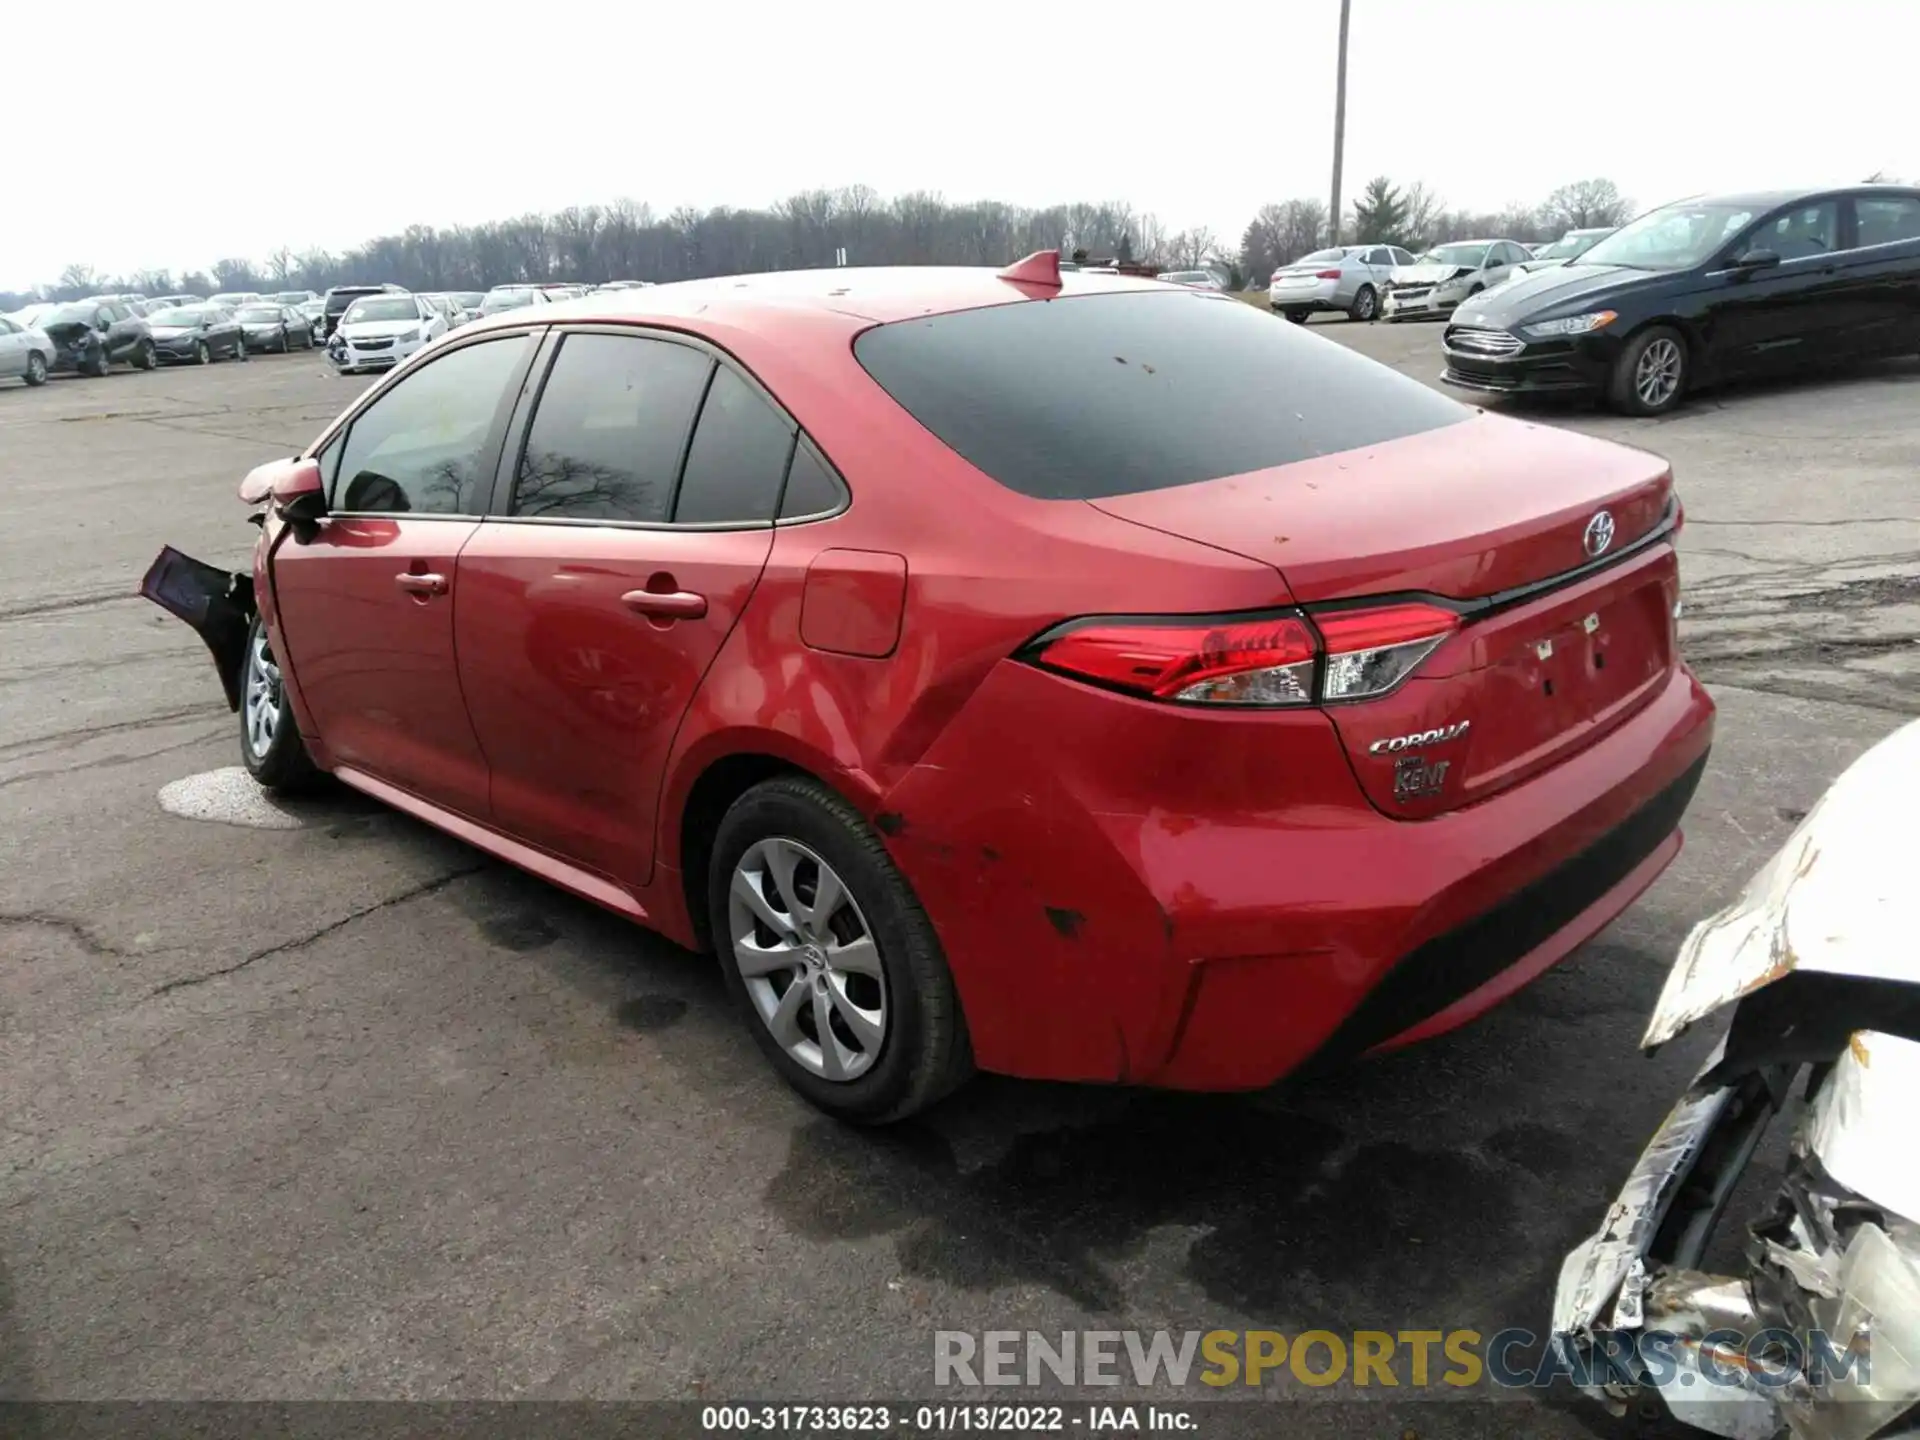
<box><xmin>3</xmin><ymin>278</ymin><xmax>666</xmax><ymax>387</ymax></box>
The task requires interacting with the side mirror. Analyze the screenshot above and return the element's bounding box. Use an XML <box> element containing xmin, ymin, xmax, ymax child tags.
<box><xmin>274</xmin><ymin>460</ymin><xmax>328</xmax><ymax>541</ymax></box>
<box><xmin>1730</xmin><ymin>249</ymin><xmax>1781</xmax><ymax>274</ymax></box>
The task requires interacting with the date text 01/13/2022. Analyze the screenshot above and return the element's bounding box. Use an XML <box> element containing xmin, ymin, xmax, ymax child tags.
<box><xmin>698</xmin><ymin>1403</ymin><xmax>1197</xmax><ymax>1431</ymax></box>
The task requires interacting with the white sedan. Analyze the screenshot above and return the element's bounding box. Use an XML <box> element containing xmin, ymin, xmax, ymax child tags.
<box><xmin>328</xmin><ymin>292</ymin><xmax>448</xmax><ymax>375</ymax></box>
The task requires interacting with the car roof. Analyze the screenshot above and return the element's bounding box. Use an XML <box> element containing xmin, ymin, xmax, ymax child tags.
<box><xmin>466</xmin><ymin>264</ymin><xmax>1167</xmax><ymax>334</ymax></box>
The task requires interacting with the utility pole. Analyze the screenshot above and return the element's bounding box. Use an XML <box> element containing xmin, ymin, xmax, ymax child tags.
<box><xmin>1329</xmin><ymin>0</ymin><xmax>1351</xmax><ymax>247</ymax></box>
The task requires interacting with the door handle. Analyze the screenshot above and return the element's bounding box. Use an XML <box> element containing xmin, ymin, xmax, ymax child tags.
<box><xmin>622</xmin><ymin>588</ymin><xmax>707</xmax><ymax>620</ymax></box>
<box><xmin>395</xmin><ymin>572</ymin><xmax>448</xmax><ymax>596</ymax></box>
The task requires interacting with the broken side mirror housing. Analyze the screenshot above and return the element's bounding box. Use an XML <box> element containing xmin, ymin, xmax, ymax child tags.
<box><xmin>272</xmin><ymin>460</ymin><xmax>327</xmax><ymax>539</ymax></box>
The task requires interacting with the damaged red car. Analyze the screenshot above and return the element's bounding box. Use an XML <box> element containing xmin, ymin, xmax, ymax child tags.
<box><xmin>143</xmin><ymin>254</ymin><xmax>1714</xmax><ymax>1122</ymax></box>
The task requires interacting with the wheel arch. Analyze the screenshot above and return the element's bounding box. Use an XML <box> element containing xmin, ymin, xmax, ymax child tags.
<box><xmin>667</xmin><ymin>737</ymin><xmax>881</xmax><ymax>954</ymax></box>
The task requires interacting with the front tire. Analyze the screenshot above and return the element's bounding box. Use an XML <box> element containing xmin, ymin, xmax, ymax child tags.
<box><xmin>193</xmin><ymin>339</ymin><xmax>210</xmax><ymax>365</ymax></box>
<box><xmin>134</xmin><ymin>340</ymin><xmax>156</xmax><ymax>370</ymax></box>
<box><xmin>708</xmin><ymin>776</ymin><xmax>972</xmax><ymax>1124</ymax></box>
<box><xmin>1608</xmin><ymin>325</ymin><xmax>1688</xmax><ymax>416</ymax></box>
<box><xmin>1349</xmin><ymin>285</ymin><xmax>1377</xmax><ymax>322</ymax></box>
<box><xmin>24</xmin><ymin>351</ymin><xmax>47</xmax><ymax>386</ymax></box>
<box><xmin>235</xmin><ymin>336</ymin><xmax>250</xmax><ymax>361</ymax></box>
<box><xmin>239</xmin><ymin>614</ymin><xmax>322</xmax><ymax>793</ymax></box>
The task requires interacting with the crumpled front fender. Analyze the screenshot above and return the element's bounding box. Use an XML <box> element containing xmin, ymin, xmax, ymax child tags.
<box><xmin>138</xmin><ymin>545</ymin><xmax>256</xmax><ymax>710</ymax></box>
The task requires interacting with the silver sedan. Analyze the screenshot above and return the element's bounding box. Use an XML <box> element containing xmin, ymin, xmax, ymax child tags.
<box><xmin>1267</xmin><ymin>244</ymin><xmax>1414</xmax><ymax>323</ymax></box>
<box><xmin>0</xmin><ymin>314</ymin><xmax>55</xmax><ymax>387</ymax></box>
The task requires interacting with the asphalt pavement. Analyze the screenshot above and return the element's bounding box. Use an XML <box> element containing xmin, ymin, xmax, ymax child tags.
<box><xmin>1</xmin><ymin>325</ymin><xmax>1914</xmax><ymax>1434</ymax></box>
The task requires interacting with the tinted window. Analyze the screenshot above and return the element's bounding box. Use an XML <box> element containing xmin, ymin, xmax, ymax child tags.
<box><xmin>853</xmin><ymin>291</ymin><xmax>1468</xmax><ymax>501</ymax></box>
<box><xmin>512</xmin><ymin>333</ymin><xmax>712</xmax><ymax>523</ymax></box>
<box><xmin>333</xmin><ymin>335</ymin><xmax>531</xmax><ymax>514</ymax></box>
<box><xmin>1855</xmin><ymin>196</ymin><xmax>1920</xmax><ymax>248</ymax></box>
<box><xmin>779</xmin><ymin>438</ymin><xmax>846</xmax><ymax>520</ymax></box>
<box><xmin>1751</xmin><ymin>201</ymin><xmax>1838</xmax><ymax>261</ymax></box>
<box><xmin>672</xmin><ymin>366</ymin><xmax>796</xmax><ymax>525</ymax></box>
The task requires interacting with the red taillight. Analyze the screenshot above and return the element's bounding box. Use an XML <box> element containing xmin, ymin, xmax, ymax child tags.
<box><xmin>1314</xmin><ymin>269</ymin><xmax>1343</xmax><ymax>280</ymax></box>
<box><xmin>1025</xmin><ymin>601</ymin><xmax>1459</xmax><ymax>707</ymax></box>
<box><xmin>1313</xmin><ymin>602</ymin><xmax>1459</xmax><ymax>703</ymax></box>
<box><xmin>1031</xmin><ymin>616</ymin><xmax>1317</xmax><ymax>705</ymax></box>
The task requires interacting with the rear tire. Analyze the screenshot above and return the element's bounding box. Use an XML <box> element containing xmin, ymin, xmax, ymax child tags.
<box><xmin>1349</xmin><ymin>285</ymin><xmax>1377</xmax><ymax>322</ymax></box>
<box><xmin>85</xmin><ymin>346</ymin><xmax>110</xmax><ymax>377</ymax></box>
<box><xmin>134</xmin><ymin>340</ymin><xmax>156</xmax><ymax>370</ymax></box>
<box><xmin>24</xmin><ymin>351</ymin><xmax>47</xmax><ymax>386</ymax></box>
<box><xmin>1284</xmin><ymin>309</ymin><xmax>1309</xmax><ymax>324</ymax></box>
<box><xmin>236</xmin><ymin>337</ymin><xmax>250</xmax><ymax>362</ymax></box>
<box><xmin>239</xmin><ymin>613</ymin><xmax>323</xmax><ymax>794</ymax></box>
<box><xmin>708</xmin><ymin>776</ymin><xmax>972</xmax><ymax>1124</ymax></box>
<box><xmin>1608</xmin><ymin>325</ymin><xmax>1688</xmax><ymax>417</ymax></box>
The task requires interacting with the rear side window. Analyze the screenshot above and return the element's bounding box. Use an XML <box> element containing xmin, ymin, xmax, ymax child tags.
<box><xmin>512</xmin><ymin>332</ymin><xmax>712</xmax><ymax>524</ymax></box>
<box><xmin>779</xmin><ymin>438</ymin><xmax>846</xmax><ymax>520</ymax></box>
<box><xmin>854</xmin><ymin>291</ymin><xmax>1468</xmax><ymax>501</ymax></box>
<box><xmin>672</xmin><ymin>366</ymin><xmax>796</xmax><ymax>525</ymax></box>
<box><xmin>1856</xmin><ymin>196</ymin><xmax>1920</xmax><ymax>247</ymax></box>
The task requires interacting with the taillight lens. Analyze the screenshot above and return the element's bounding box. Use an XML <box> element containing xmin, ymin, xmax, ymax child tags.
<box><xmin>1030</xmin><ymin>616</ymin><xmax>1317</xmax><ymax>705</ymax></box>
<box><xmin>1315</xmin><ymin>269</ymin><xmax>1343</xmax><ymax>280</ymax></box>
<box><xmin>1025</xmin><ymin>601</ymin><xmax>1458</xmax><ymax>708</ymax></box>
<box><xmin>1314</xmin><ymin>603</ymin><xmax>1460</xmax><ymax>702</ymax></box>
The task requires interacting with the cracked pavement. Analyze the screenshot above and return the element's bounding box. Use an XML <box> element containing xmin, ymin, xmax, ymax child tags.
<box><xmin>0</xmin><ymin>336</ymin><xmax>1913</xmax><ymax>1432</ymax></box>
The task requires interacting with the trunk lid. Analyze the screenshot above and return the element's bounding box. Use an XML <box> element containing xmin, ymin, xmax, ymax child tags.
<box><xmin>1089</xmin><ymin>414</ymin><xmax>1680</xmax><ymax>816</ymax></box>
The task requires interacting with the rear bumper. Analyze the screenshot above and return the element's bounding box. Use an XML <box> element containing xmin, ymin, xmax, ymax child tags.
<box><xmin>876</xmin><ymin>659</ymin><xmax>1715</xmax><ymax>1089</ymax></box>
<box><xmin>1269</xmin><ymin>279</ymin><xmax>1343</xmax><ymax>312</ymax></box>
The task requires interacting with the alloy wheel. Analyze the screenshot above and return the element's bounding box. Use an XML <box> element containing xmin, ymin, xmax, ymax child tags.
<box><xmin>728</xmin><ymin>837</ymin><xmax>887</xmax><ymax>1082</ymax></box>
<box><xmin>1635</xmin><ymin>337</ymin><xmax>1682</xmax><ymax>409</ymax></box>
<box><xmin>243</xmin><ymin>629</ymin><xmax>284</xmax><ymax>759</ymax></box>
<box><xmin>1355</xmin><ymin>287</ymin><xmax>1376</xmax><ymax>320</ymax></box>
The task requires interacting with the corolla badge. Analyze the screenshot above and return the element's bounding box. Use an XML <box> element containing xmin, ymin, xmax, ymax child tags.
<box><xmin>1583</xmin><ymin>510</ymin><xmax>1616</xmax><ymax>558</ymax></box>
<box><xmin>1368</xmin><ymin>720</ymin><xmax>1471</xmax><ymax>756</ymax></box>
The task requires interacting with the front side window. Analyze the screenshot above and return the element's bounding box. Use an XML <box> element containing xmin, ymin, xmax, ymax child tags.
<box><xmin>512</xmin><ymin>333</ymin><xmax>712</xmax><ymax>524</ymax></box>
<box><xmin>332</xmin><ymin>335</ymin><xmax>532</xmax><ymax>514</ymax></box>
<box><xmin>1747</xmin><ymin>202</ymin><xmax>1839</xmax><ymax>261</ymax></box>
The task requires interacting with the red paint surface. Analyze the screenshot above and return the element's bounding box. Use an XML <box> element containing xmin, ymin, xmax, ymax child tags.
<box><xmin>239</xmin><ymin>268</ymin><xmax>1716</xmax><ymax>1091</ymax></box>
<box><xmin>800</xmin><ymin>549</ymin><xmax>908</xmax><ymax>658</ymax></box>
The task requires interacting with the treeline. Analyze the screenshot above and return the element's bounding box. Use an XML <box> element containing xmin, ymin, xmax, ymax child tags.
<box><xmin>2</xmin><ymin>176</ymin><xmax>1641</xmax><ymax>309</ymax></box>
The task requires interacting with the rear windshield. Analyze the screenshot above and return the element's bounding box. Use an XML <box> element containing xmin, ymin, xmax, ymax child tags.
<box><xmin>326</xmin><ymin>288</ymin><xmax>381</xmax><ymax>311</ymax></box>
<box><xmin>852</xmin><ymin>291</ymin><xmax>1468</xmax><ymax>500</ymax></box>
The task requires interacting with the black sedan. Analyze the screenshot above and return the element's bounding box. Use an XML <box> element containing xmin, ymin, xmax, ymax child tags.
<box><xmin>232</xmin><ymin>303</ymin><xmax>315</xmax><ymax>352</ymax></box>
<box><xmin>1440</xmin><ymin>184</ymin><xmax>1920</xmax><ymax>415</ymax></box>
<box><xmin>144</xmin><ymin>305</ymin><xmax>249</xmax><ymax>365</ymax></box>
<box><xmin>37</xmin><ymin>300</ymin><xmax>156</xmax><ymax>375</ymax></box>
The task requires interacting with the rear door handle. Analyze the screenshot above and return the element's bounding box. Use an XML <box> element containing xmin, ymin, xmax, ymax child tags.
<box><xmin>622</xmin><ymin>588</ymin><xmax>707</xmax><ymax>620</ymax></box>
<box><xmin>395</xmin><ymin>572</ymin><xmax>448</xmax><ymax>596</ymax></box>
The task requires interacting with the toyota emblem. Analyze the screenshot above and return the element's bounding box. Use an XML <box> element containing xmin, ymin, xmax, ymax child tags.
<box><xmin>1583</xmin><ymin>510</ymin><xmax>1616</xmax><ymax>559</ymax></box>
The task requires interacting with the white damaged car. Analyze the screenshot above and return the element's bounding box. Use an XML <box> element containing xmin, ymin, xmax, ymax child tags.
<box><xmin>1553</xmin><ymin>717</ymin><xmax>1920</xmax><ymax>1440</ymax></box>
<box><xmin>327</xmin><ymin>292</ymin><xmax>448</xmax><ymax>376</ymax></box>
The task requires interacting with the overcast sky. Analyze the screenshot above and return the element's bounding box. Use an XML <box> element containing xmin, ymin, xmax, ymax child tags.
<box><xmin>4</xmin><ymin>0</ymin><xmax>1910</xmax><ymax>289</ymax></box>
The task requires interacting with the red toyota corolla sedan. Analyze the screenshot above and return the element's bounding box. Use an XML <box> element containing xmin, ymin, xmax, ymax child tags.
<box><xmin>143</xmin><ymin>253</ymin><xmax>1714</xmax><ymax>1122</ymax></box>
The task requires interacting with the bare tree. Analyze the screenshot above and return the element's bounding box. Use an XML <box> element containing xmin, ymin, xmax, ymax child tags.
<box><xmin>1541</xmin><ymin>179</ymin><xmax>1632</xmax><ymax>232</ymax></box>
